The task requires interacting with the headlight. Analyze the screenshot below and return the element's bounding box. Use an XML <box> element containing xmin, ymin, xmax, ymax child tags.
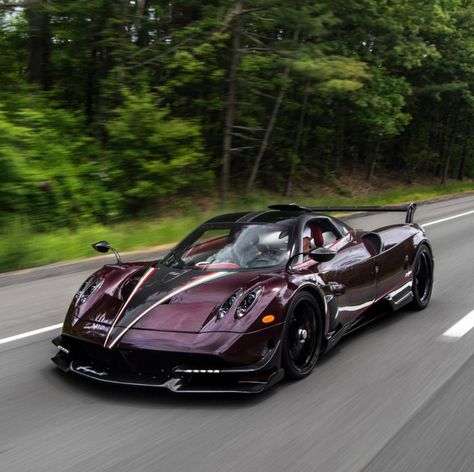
<box><xmin>216</xmin><ymin>289</ymin><xmax>242</xmax><ymax>319</ymax></box>
<box><xmin>235</xmin><ymin>286</ymin><xmax>263</xmax><ymax>319</ymax></box>
<box><xmin>74</xmin><ymin>276</ymin><xmax>104</xmax><ymax>305</ymax></box>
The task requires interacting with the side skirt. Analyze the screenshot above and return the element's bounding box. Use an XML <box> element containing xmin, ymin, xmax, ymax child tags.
<box><xmin>383</xmin><ymin>280</ymin><xmax>414</xmax><ymax>311</ymax></box>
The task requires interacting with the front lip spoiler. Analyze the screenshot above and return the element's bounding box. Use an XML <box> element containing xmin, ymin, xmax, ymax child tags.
<box><xmin>51</xmin><ymin>337</ymin><xmax>283</xmax><ymax>394</ymax></box>
<box><xmin>52</xmin><ymin>357</ymin><xmax>283</xmax><ymax>393</ymax></box>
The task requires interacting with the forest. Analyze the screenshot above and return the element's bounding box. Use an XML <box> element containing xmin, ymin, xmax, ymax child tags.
<box><xmin>1</xmin><ymin>0</ymin><xmax>474</xmax><ymax>234</ymax></box>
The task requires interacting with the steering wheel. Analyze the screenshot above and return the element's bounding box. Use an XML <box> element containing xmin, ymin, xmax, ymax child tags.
<box><xmin>247</xmin><ymin>246</ymin><xmax>285</xmax><ymax>267</ymax></box>
<box><xmin>247</xmin><ymin>254</ymin><xmax>273</xmax><ymax>267</ymax></box>
<box><xmin>229</xmin><ymin>239</ymin><xmax>273</xmax><ymax>267</ymax></box>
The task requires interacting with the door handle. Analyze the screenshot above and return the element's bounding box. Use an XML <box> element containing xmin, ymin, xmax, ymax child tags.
<box><xmin>326</xmin><ymin>281</ymin><xmax>346</xmax><ymax>296</ymax></box>
<box><xmin>403</xmin><ymin>255</ymin><xmax>409</xmax><ymax>270</ymax></box>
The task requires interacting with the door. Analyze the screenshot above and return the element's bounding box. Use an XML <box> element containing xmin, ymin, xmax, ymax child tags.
<box><xmin>318</xmin><ymin>238</ymin><xmax>377</xmax><ymax>327</ymax></box>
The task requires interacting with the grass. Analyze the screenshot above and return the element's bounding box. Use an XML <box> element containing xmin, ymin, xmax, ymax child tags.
<box><xmin>1</xmin><ymin>180</ymin><xmax>472</xmax><ymax>273</ymax></box>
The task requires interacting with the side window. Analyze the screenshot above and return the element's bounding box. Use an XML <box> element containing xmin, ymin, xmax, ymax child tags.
<box><xmin>302</xmin><ymin>224</ymin><xmax>314</xmax><ymax>252</ymax></box>
<box><xmin>322</xmin><ymin>231</ymin><xmax>337</xmax><ymax>246</ymax></box>
<box><xmin>303</xmin><ymin>218</ymin><xmax>347</xmax><ymax>249</ymax></box>
<box><xmin>303</xmin><ymin>219</ymin><xmax>339</xmax><ymax>250</ymax></box>
<box><xmin>332</xmin><ymin>218</ymin><xmax>350</xmax><ymax>237</ymax></box>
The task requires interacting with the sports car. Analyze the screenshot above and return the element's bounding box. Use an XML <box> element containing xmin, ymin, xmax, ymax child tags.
<box><xmin>52</xmin><ymin>203</ymin><xmax>434</xmax><ymax>393</ymax></box>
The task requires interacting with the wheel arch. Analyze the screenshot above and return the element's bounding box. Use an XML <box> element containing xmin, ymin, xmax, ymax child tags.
<box><xmin>418</xmin><ymin>238</ymin><xmax>434</xmax><ymax>255</ymax></box>
<box><xmin>409</xmin><ymin>239</ymin><xmax>434</xmax><ymax>310</ymax></box>
<box><xmin>415</xmin><ymin>238</ymin><xmax>435</xmax><ymax>269</ymax></box>
<box><xmin>293</xmin><ymin>284</ymin><xmax>329</xmax><ymax>338</ymax></box>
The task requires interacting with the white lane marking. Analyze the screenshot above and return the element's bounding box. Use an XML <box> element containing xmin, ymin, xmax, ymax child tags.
<box><xmin>423</xmin><ymin>210</ymin><xmax>474</xmax><ymax>227</ymax></box>
<box><xmin>441</xmin><ymin>310</ymin><xmax>474</xmax><ymax>340</ymax></box>
<box><xmin>0</xmin><ymin>323</ymin><xmax>62</xmax><ymax>346</ymax></box>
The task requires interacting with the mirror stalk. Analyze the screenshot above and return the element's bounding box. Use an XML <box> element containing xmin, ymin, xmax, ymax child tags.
<box><xmin>110</xmin><ymin>247</ymin><xmax>122</xmax><ymax>265</ymax></box>
<box><xmin>286</xmin><ymin>247</ymin><xmax>336</xmax><ymax>272</ymax></box>
<box><xmin>92</xmin><ymin>241</ymin><xmax>122</xmax><ymax>264</ymax></box>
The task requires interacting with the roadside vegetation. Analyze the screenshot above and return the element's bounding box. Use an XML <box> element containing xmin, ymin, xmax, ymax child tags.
<box><xmin>0</xmin><ymin>1</ymin><xmax>473</xmax><ymax>271</ymax></box>
<box><xmin>1</xmin><ymin>180</ymin><xmax>472</xmax><ymax>272</ymax></box>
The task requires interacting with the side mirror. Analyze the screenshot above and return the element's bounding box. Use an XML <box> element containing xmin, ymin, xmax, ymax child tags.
<box><xmin>286</xmin><ymin>247</ymin><xmax>336</xmax><ymax>271</ymax></box>
<box><xmin>308</xmin><ymin>247</ymin><xmax>336</xmax><ymax>262</ymax></box>
<box><xmin>92</xmin><ymin>240</ymin><xmax>122</xmax><ymax>264</ymax></box>
<box><xmin>92</xmin><ymin>241</ymin><xmax>111</xmax><ymax>253</ymax></box>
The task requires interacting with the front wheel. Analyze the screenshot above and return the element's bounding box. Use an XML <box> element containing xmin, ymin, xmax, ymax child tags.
<box><xmin>410</xmin><ymin>244</ymin><xmax>434</xmax><ymax>310</ymax></box>
<box><xmin>282</xmin><ymin>292</ymin><xmax>322</xmax><ymax>380</ymax></box>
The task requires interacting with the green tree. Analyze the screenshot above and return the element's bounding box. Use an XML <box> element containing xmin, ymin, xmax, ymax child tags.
<box><xmin>106</xmin><ymin>89</ymin><xmax>212</xmax><ymax>212</ymax></box>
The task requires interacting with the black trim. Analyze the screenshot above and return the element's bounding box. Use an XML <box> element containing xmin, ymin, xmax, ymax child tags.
<box><xmin>236</xmin><ymin>211</ymin><xmax>271</xmax><ymax>223</ymax></box>
<box><xmin>51</xmin><ymin>335</ymin><xmax>283</xmax><ymax>394</ymax></box>
<box><xmin>268</xmin><ymin>203</ymin><xmax>417</xmax><ymax>224</ymax></box>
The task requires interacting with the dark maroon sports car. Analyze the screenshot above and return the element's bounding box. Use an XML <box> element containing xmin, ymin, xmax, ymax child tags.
<box><xmin>52</xmin><ymin>203</ymin><xmax>434</xmax><ymax>393</ymax></box>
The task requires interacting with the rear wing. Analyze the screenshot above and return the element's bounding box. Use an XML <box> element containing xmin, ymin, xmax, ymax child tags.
<box><xmin>268</xmin><ymin>202</ymin><xmax>417</xmax><ymax>224</ymax></box>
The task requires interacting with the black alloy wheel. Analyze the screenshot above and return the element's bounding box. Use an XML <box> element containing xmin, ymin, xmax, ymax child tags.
<box><xmin>282</xmin><ymin>292</ymin><xmax>322</xmax><ymax>379</ymax></box>
<box><xmin>410</xmin><ymin>244</ymin><xmax>434</xmax><ymax>310</ymax></box>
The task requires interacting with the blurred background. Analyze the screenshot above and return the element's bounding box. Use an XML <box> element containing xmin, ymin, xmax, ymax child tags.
<box><xmin>0</xmin><ymin>0</ymin><xmax>473</xmax><ymax>272</ymax></box>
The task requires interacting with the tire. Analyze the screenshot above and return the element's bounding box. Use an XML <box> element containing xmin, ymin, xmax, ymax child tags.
<box><xmin>409</xmin><ymin>244</ymin><xmax>434</xmax><ymax>310</ymax></box>
<box><xmin>282</xmin><ymin>292</ymin><xmax>322</xmax><ymax>380</ymax></box>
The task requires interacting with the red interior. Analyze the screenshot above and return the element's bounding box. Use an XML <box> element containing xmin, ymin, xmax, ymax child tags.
<box><xmin>199</xmin><ymin>263</ymin><xmax>240</xmax><ymax>269</ymax></box>
<box><xmin>183</xmin><ymin>235</ymin><xmax>229</xmax><ymax>257</ymax></box>
<box><xmin>309</xmin><ymin>224</ymin><xmax>324</xmax><ymax>247</ymax></box>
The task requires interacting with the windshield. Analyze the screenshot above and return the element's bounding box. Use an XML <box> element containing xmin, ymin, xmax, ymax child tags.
<box><xmin>161</xmin><ymin>223</ymin><xmax>293</xmax><ymax>270</ymax></box>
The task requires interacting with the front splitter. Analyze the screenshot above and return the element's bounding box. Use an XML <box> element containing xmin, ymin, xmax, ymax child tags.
<box><xmin>52</xmin><ymin>354</ymin><xmax>283</xmax><ymax>393</ymax></box>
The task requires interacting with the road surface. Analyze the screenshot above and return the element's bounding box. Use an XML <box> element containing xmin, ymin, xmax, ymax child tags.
<box><xmin>0</xmin><ymin>195</ymin><xmax>473</xmax><ymax>472</ymax></box>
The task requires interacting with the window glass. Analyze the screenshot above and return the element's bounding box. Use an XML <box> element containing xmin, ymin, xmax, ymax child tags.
<box><xmin>165</xmin><ymin>224</ymin><xmax>292</xmax><ymax>270</ymax></box>
<box><xmin>332</xmin><ymin>218</ymin><xmax>350</xmax><ymax>236</ymax></box>
<box><xmin>302</xmin><ymin>219</ymin><xmax>340</xmax><ymax>251</ymax></box>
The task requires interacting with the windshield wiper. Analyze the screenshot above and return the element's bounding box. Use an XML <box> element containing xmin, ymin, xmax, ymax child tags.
<box><xmin>158</xmin><ymin>250</ymin><xmax>185</xmax><ymax>268</ymax></box>
<box><xmin>170</xmin><ymin>251</ymin><xmax>186</xmax><ymax>268</ymax></box>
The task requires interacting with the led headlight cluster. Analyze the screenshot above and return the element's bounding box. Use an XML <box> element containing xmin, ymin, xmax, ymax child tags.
<box><xmin>75</xmin><ymin>276</ymin><xmax>104</xmax><ymax>305</ymax></box>
<box><xmin>235</xmin><ymin>286</ymin><xmax>263</xmax><ymax>319</ymax></box>
<box><xmin>216</xmin><ymin>289</ymin><xmax>242</xmax><ymax>319</ymax></box>
<box><xmin>216</xmin><ymin>286</ymin><xmax>264</xmax><ymax>320</ymax></box>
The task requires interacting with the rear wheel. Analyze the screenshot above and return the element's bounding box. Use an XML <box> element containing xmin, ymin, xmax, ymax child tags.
<box><xmin>410</xmin><ymin>244</ymin><xmax>434</xmax><ymax>310</ymax></box>
<box><xmin>282</xmin><ymin>292</ymin><xmax>322</xmax><ymax>380</ymax></box>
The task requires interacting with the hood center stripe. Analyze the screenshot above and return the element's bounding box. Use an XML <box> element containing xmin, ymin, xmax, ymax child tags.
<box><xmin>104</xmin><ymin>266</ymin><xmax>156</xmax><ymax>346</ymax></box>
<box><xmin>105</xmin><ymin>271</ymin><xmax>232</xmax><ymax>349</ymax></box>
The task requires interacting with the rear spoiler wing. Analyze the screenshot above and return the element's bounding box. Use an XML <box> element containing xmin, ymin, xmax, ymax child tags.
<box><xmin>268</xmin><ymin>202</ymin><xmax>417</xmax><ymax>224</ymax></box>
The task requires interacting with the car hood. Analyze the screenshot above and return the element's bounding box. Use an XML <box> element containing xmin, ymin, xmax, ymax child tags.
<box><xmin>66</xmin><ymin>263</ymin><xmax>284</xmax><ymax>346</ymax></box>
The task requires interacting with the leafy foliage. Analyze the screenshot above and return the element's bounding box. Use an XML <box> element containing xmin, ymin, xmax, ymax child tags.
<box><xmin>106</xmin><ymin>90</ymin><xmax>212</xmax><ymax>211</ymax></box>
<box><xmin>0</xmin><ymin>0</ymin><xmax>472</xmax><ymax>232</ymax></box>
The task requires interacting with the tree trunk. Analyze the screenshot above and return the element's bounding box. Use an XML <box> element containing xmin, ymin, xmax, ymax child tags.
<box><xmin>366</xmin><ymin>140</ymin><xmax>380</xmax><ymax>182</ymax></box>
<box><xmin>25</xmin><ymin>0</ymin><xmax>50</xmax><ymax>89</ymax></box>
<box><xmin>246</xmin><ymin>29</ymin><xmax>299</xmax><ymax>193</ymax></box>
<box><xmin>284</xmin><ymin>82</ymin><xmax>309</xmax><ymax>197</ymax></box>
<box><xmin>220</xmin><ymin>0</ymin><xmax>243</xmax><ymax>200</ymax></box>
<box><xmin>441</xmin><ymin>113</ymin><xmax>459</xmax><ymax>184</ymax></box>
<box><xmin>334</xmin><ymin>102</ymin><xmax>345</xmax><ymax>174</ymax></box>
<box><xmin>457</xmin><ymin>145</ymin><xmax>468</xmax><ymax>181</ymax></box>
<box><xmin>134</xmin><ymin>0</ymin><xmax>148</xmax><ymax>46</ymax></box>
<box><xmin>356</xmin><ymin>140</ymin><xmax>367</xmax><ymax>170</ymax></box>
<box><xmin>366</xmin><ymin>158</ymin><xmax>376</xmax><ymax>182</ymax></box>
<box><xmin>245</xmin><ymin>69</ymin><xmax>288</xmax><ymax>192</ymax></box>
<box><xmin>85</xmin><ymin>48</ymin><xmax>97</xmax><ymax>122</ymax></box>
<box><xmin>434</xmin><ymin>127</ymin><xmax>445</xmax><ymax>178</ymax></box>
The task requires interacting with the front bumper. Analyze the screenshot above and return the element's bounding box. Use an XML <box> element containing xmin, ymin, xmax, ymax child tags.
<box><xmin>51</xmin><ymin>335</ymin><xmax>283</xmax><ymax>393</ymax></box>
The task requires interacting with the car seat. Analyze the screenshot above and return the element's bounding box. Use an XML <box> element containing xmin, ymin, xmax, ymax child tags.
<box><xmin>308</xmin><ymin>224</ymin><xmax>324</xmax><ymax>247</ymax></box>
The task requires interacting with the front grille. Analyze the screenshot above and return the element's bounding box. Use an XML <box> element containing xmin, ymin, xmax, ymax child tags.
<box><xmin>122</xmin><ymin>349</ymin><xmax>227</xmax><ymax>375</ymax></box>
<box><xmin>62</xmin><ymin>335</ymin><xmax>226</xmax><ymax>377</ymax></box>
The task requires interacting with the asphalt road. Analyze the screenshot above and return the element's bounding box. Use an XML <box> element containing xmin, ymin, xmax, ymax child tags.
<box><xmin>0</xmin><ymin>195</ymin><xmax>473</xmax><ymax>472</ymax></box>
